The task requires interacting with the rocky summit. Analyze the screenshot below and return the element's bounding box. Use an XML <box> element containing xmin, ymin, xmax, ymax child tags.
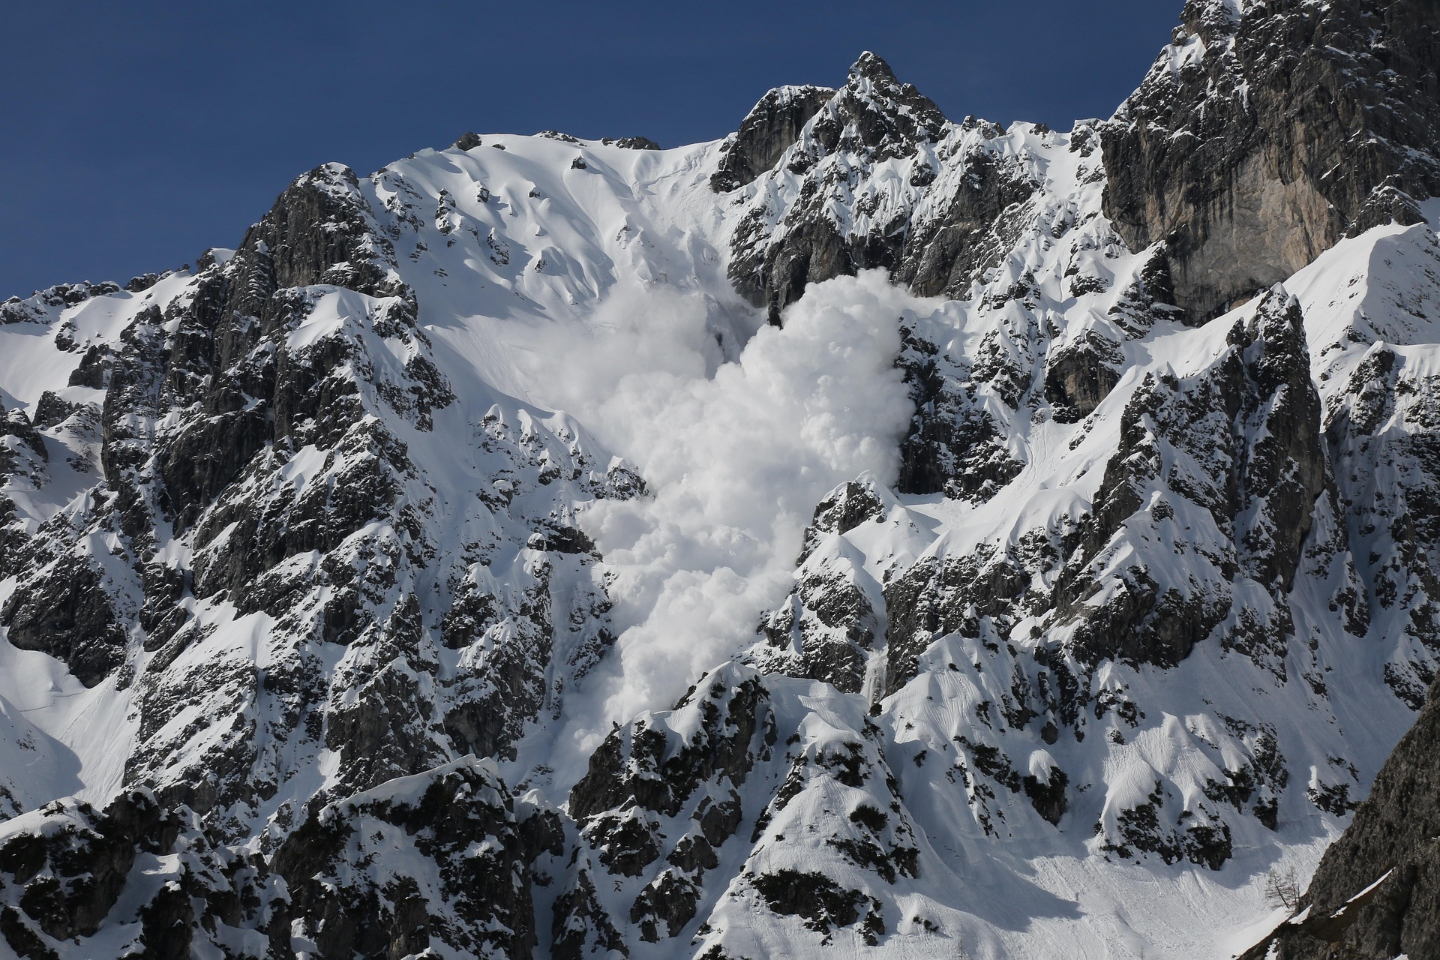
<box><xmin>3</xmin><ymin>1</ymin><xmax>1440</xmax><ymax>958</ymax></box>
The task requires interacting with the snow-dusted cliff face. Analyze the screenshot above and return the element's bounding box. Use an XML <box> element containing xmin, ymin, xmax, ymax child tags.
<box><xmin>2</xmin><ymin>2</ymin><xmax>1440</xmax><ymax>958</ymax></box>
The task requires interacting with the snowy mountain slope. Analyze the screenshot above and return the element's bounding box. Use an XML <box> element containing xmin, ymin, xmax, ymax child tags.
<box><xmin>1240</xmin><ymin>675</ymin><xmax>1440</xmax><ymax>960</ymax></box>
<box><xmin>556</xmin><ymin>125</ymin><xmax>1440</xmax><ymax>960</ymax></box>
<box><xmin>1</xmin><ymin>0</ymin><xmax>1439</xmax><ymax>957</ymax></box>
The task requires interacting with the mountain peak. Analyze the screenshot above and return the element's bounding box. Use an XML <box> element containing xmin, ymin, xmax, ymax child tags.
<box><xmin>849</xmin><ymin>50</ymin><xmax>899</xmax><ymax>84</ymax></box>
<box><xmin>815</xmin><ymin>51</ymin><xmax>948</xmax><ymax>160</ymax></box>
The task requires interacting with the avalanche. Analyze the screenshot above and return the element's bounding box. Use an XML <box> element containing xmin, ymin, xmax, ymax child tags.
<box><xmin>2</xmin><ymin>3</ymin><xmax>1440</xmax><ymax>957</ymax></box>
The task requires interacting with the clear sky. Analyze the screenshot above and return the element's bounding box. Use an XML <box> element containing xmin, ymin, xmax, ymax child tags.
<box><xmin>1</xmin><ymin>1</ymin><xmax>1183</xmax><ymax>299</ymax></box>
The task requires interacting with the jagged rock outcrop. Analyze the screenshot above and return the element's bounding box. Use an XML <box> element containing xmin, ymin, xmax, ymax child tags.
<box><xmin>1043</xmin><ymin>330</ymin><xmax>1124</xmax><ymax>423</ymax></box>
<box><xmin>893</xmin><ymin>320</ymin><xmax>1026</xmax><ymax>499</ymax></box>
<box><xmin>0</xmin><ymin>790</ymin><xmax>289</xmax><ymax>960</ymax></box>
<box><xmin>274</xmin><ymin>759</ymin><xmax>543</xmax><ymax>960</ymax></box>
<box><xmin>1054</xmin><ymin>287</ymin><xmax>1331</xmax><ymax>668</ymax></box>
<box><xmin>1</xmin><ymin>282</ymin><xmax>122</xmax><ymax>327</ymax></box>
<box><xmin>1102</xmin><ymin>0</ymin><xmax>1440</xmax><ymax>320</ymax></box>
<box><xmin>557</xmin><ymin>666</ymin><xmax>777</xmax><ymax>953</ymax></box>
<box><xmin>885</xmin><ymin>288</ymin><xmax>1334</xmax><ymax>688</ymax></box>
<box><xmin>727</xmin><ymin>52</ymin><xmax>1041</xmax><ymax>324</ymax></box>
<box><xmin>1321</xmin><ymin>330</ymin><xmax>1440</xmax><ymax>706</ymax></box>
<box><xmin>0</xmin><ymin>400</ymin><xmax>47</xmax><ymax>587</ymax></box>
<box><xmin>748</xmin><ymin>479</ymin><xmax>888</xmax><ymax>692</ymax></box>
<box><xmin>860</xmin><ymin>283</ymin><xmax>1375</xmax><ymax>871</ymax></box>
<box><xmin>711</xmin><ymin>85</ymin><xmax>835</xmax><ymax>192</ymax></box>
<box><xmin>0</xmin><ymin>159</ymin><xmax>633</xmax><ymax>847</ymax></box>
<box><xmin>0</xmin><ymin>763</ymin><xmax>552</xmax><ymax>960</ymax></box>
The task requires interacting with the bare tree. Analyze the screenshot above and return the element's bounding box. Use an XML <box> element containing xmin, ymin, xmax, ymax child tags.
<box><xmin>1264</xmin><ymin>865</ymin><xmax>1302</xmax><ymax>911</ymax></box>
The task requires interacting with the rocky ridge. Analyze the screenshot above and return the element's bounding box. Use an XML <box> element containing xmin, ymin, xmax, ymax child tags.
<box><xmin>1</xmin><ymin>2</ymin><xmax>1440</xmax><ymax>957</ymax></box>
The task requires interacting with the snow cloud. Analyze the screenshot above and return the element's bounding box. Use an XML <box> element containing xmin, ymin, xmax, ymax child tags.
<box><xmin>512</xmin><ymin>270</ymin><xmax>919</xmax><ymax>782</ymax></box>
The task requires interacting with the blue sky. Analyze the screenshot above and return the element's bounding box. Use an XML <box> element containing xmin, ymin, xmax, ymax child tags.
<box><xmin>1</xmin><ymin>1</ymin><xmax>1182</xmax><ymax>299</ymax></box>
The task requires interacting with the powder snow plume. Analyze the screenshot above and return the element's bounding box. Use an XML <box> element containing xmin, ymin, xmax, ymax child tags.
<box><xmin>504</xmin><ymin>270</ymin><xmax>916</xmax><ymax>778</ymax></box>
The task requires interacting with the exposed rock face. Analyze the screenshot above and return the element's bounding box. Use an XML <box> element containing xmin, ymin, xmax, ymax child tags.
<box><xmin>1324</xmin><ymin>337</ymin><xmax>1440</xmax><ymax>707</ymax></box>
<box><xmin>0</xmin><ymin>790</ymin><xmax>288</xmax><ymax>959</ymax></box>
<box><xmin>1053</xmin><ymin>287</ymin><xmax>1330</xmax><ymax>668</ymax></box>
<box><xmin>601</xmin><ymin>136</ymin><xmax>662</xmax><ymax>150</ymax></box>
<box><xmin>1</xmin><ymin>282</ymin><xmax>121</xmax><ymax>326</ymax></box>
<box><xmin>1043</xmin><ymin>330</ymin><xmax>1123</xmax><ymax>423</ymax></box>
<box><xmin>0</xmin><ymin>764</ymin><xmax>550</xmax><ymax>960</ymax></box>
<box><xmin>1242</xmin><ymin>679</ymin><xmax>1440</xmax><ymax>960</ymax></box>
<box><xmin>0</xmin><ymin>400</ymin><xmax>47</xmax><ymax>585</ymax></box>
<box><xmin>893</xmin><ymin>319</ymin><xmax>1025</xmax><ymax>499</ymax></box>
<box><xmin>1102</xmin><ymin>0</ymin><xmax>1440</xmax><ymax>320</ymax></box>
<box><xmin>551</xmin><ymin>664</ymin><xmax>929</xmax><ymax>956</ymax></box>
<box><xmin>748</xmin><ymin>480</ymin><xmax>888</xmax><ymax>692</ymax></box>
<box><xmin>559</xmin><ymin>666</ymin><xmax>777</xmax><ymax>955</ymax></box>
<box><xmin>885</xmin><ymin>287</ymin><xmax>1333</xmax><ymax>689</ymax></box>
<box><xmin>0</xmin><ymin>160</ymin><xmax>632</xmax><ymax>848</ymax></box>
<box><xmin>864</xmin><ymin>282</ymin><xmax>1372</xmax><ymax>870</ymax></box>
<box><xmin>273</xmin><ymin>759</ymin><xmax>542</xmax><ymax>960</ymax></box>
<box><xmin>711</xmin><ymin>85</ymin><xmax>836</xmax><ymax>192</ymax></box>
<box><xmin>727</xmin><ymin>52</ymin><xmax>1039</xmax><ymax>325</ymax></box>
<box><xmin>718</xmin><ymin>56</ymin><xmax>1146</xmax><ymax>503</ymax></box>
<box><xmin>0</xmin><ymin>553</ymin><xmax>129</xmax><ymax>688</ymax></box>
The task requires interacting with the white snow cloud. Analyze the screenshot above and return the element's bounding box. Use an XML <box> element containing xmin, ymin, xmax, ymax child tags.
<box><xmin>511</xmin><ymin>270</ymin><xmax>918</xmax><ymax>781</ymax></box>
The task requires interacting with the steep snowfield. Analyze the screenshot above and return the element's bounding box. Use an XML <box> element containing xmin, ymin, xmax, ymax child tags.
<box><xmin>1</xmin><ymin>45</ymin><xmax>1439</xmax><ymax>959</ymax></box>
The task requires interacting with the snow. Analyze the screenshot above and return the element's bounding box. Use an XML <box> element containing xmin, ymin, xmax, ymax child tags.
<box><xmin>0</xmin><ymin>84</ymin><xmax>1437</xmax><ymax>959</ymax></box>
<box><xmin>529</xmin><ymin>270</ymin><xmax>919</xmax><ymax>782</ymax></box>
<box><xmin>0</xmin><ymin>637</ymin><xmax>130</xmax><ymax>807</ymax></box>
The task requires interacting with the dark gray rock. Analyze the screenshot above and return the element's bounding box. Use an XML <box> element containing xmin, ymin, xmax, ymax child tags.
<box><xmin>321</xmin><ymin>594</ymin><xmax>448</xmax><ymax>797</ymax></box>
<box><xmin>570</xmin><ymin>670</ymin><xmax>775</xmax><ymax>821</ymax></box>
<box><xmin>1</xmin><ymin>403</ymin><xmax>47</xmax><ymax>461</ymax></box>
<box><xmin>0</xmin><ymin>552</ymin><xmax>128</xmax><ymax>688</ymax></box>
<box><xmin>0</xmin><ymin>791</ymin><xmax>288</xmax><ymax>960</ymax></box>
<box><xmin>757</xmin><ymin>567</ymin><xmax>878</xmax><ymax>693</ymax></box>
<box><xmin>754</xmin><ymin>480</ymin><xmax>890</xmax><ymax>692</ymax></box>
<box><xmin>890</xmin><ymin>117</ymin><xmax>1041</xmax><ymax>301</ymax></box>
<box><xmin>884</xmin><ymin>541</ymin><xmax>1038</xmax><ymax>696</ymax></box>
<box><xmin>553</xmin><ymin>668</ymin><xmax>779</xmax><ymax>949</ymax></box>
<box><xmin>630</xmin><ymin>869</ymin><xmax>702</xmax><ymax>942</ymax></box>
<box><xmin>29</xmin><ymin>393</ymin><xmax>73</xmax><ymax>430</ymax></box>
<box><xmin>894</xmin><ymin>324</ymin><xmax>1025</xmax><ymax>500</ymax></box>
<box><xmin>274</xmin><ymin>759</ymin><xmax>538</xmax><ymax>960</ymax></box>
<box><xmin>798</xmin><ymin>480</ymin><xmax>884</xmax><ymax>563</ymax></box>
<box><xmin>1102</xmin><ymin>0</ymin><xmax>1440</xmax><ymax>320</ymax></box>
<box><xmin>751</xmin><ymin>869</ymin><xmax>885</xmax><ymax>945</ymax></box>
<box><xmin>67</xmin><ymin>345</ymin><xmax>110</xmax><ymax>389</ymax></box>
<box><xmin>602</xmin><ymin>136</ymin><xmax>661</xmax><ymax>150</ymax></box>
<box><xmin>124</xmin><ymin>272</ymin><xmax>162</xmax><ymax>293</ymax></box>
<box><xmin>728</xmin><ymin>53</ymin><xmax>965</xmax><ymax>324</ymax></box>
<box><xmin>1324</xmin><ymin>343</ymin><xmax>1440</xmax><ymax>706</ymax></box>
<box><xmin>1044</xmin><ymin>331</ymin><xmax>1123</xmax><ymax>423</ymax></box>
<box><xmin>1054</xmin><ymin>288</ymin><xmax>1327</xmax><ymax>669</ymax></box>
<box><xmin>711</xmin><ymin>84</ymin><xmax>836</xmax><ymax>192</ymax></box>
<box><xmin>551</xmin><ymin>869</ymin><xmax>628</xmax><ymax>960</ymax></box>
<box><xmin>2</xmin><ymin>283</ymin><xmax>122</xmax><ymax>320</ymax></box>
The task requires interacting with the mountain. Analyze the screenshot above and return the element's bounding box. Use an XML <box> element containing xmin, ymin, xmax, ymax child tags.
<box><xmin>1</xmin><ymin>1</ymin><xmax>1439</xmax><ymax>957</ymax></box>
